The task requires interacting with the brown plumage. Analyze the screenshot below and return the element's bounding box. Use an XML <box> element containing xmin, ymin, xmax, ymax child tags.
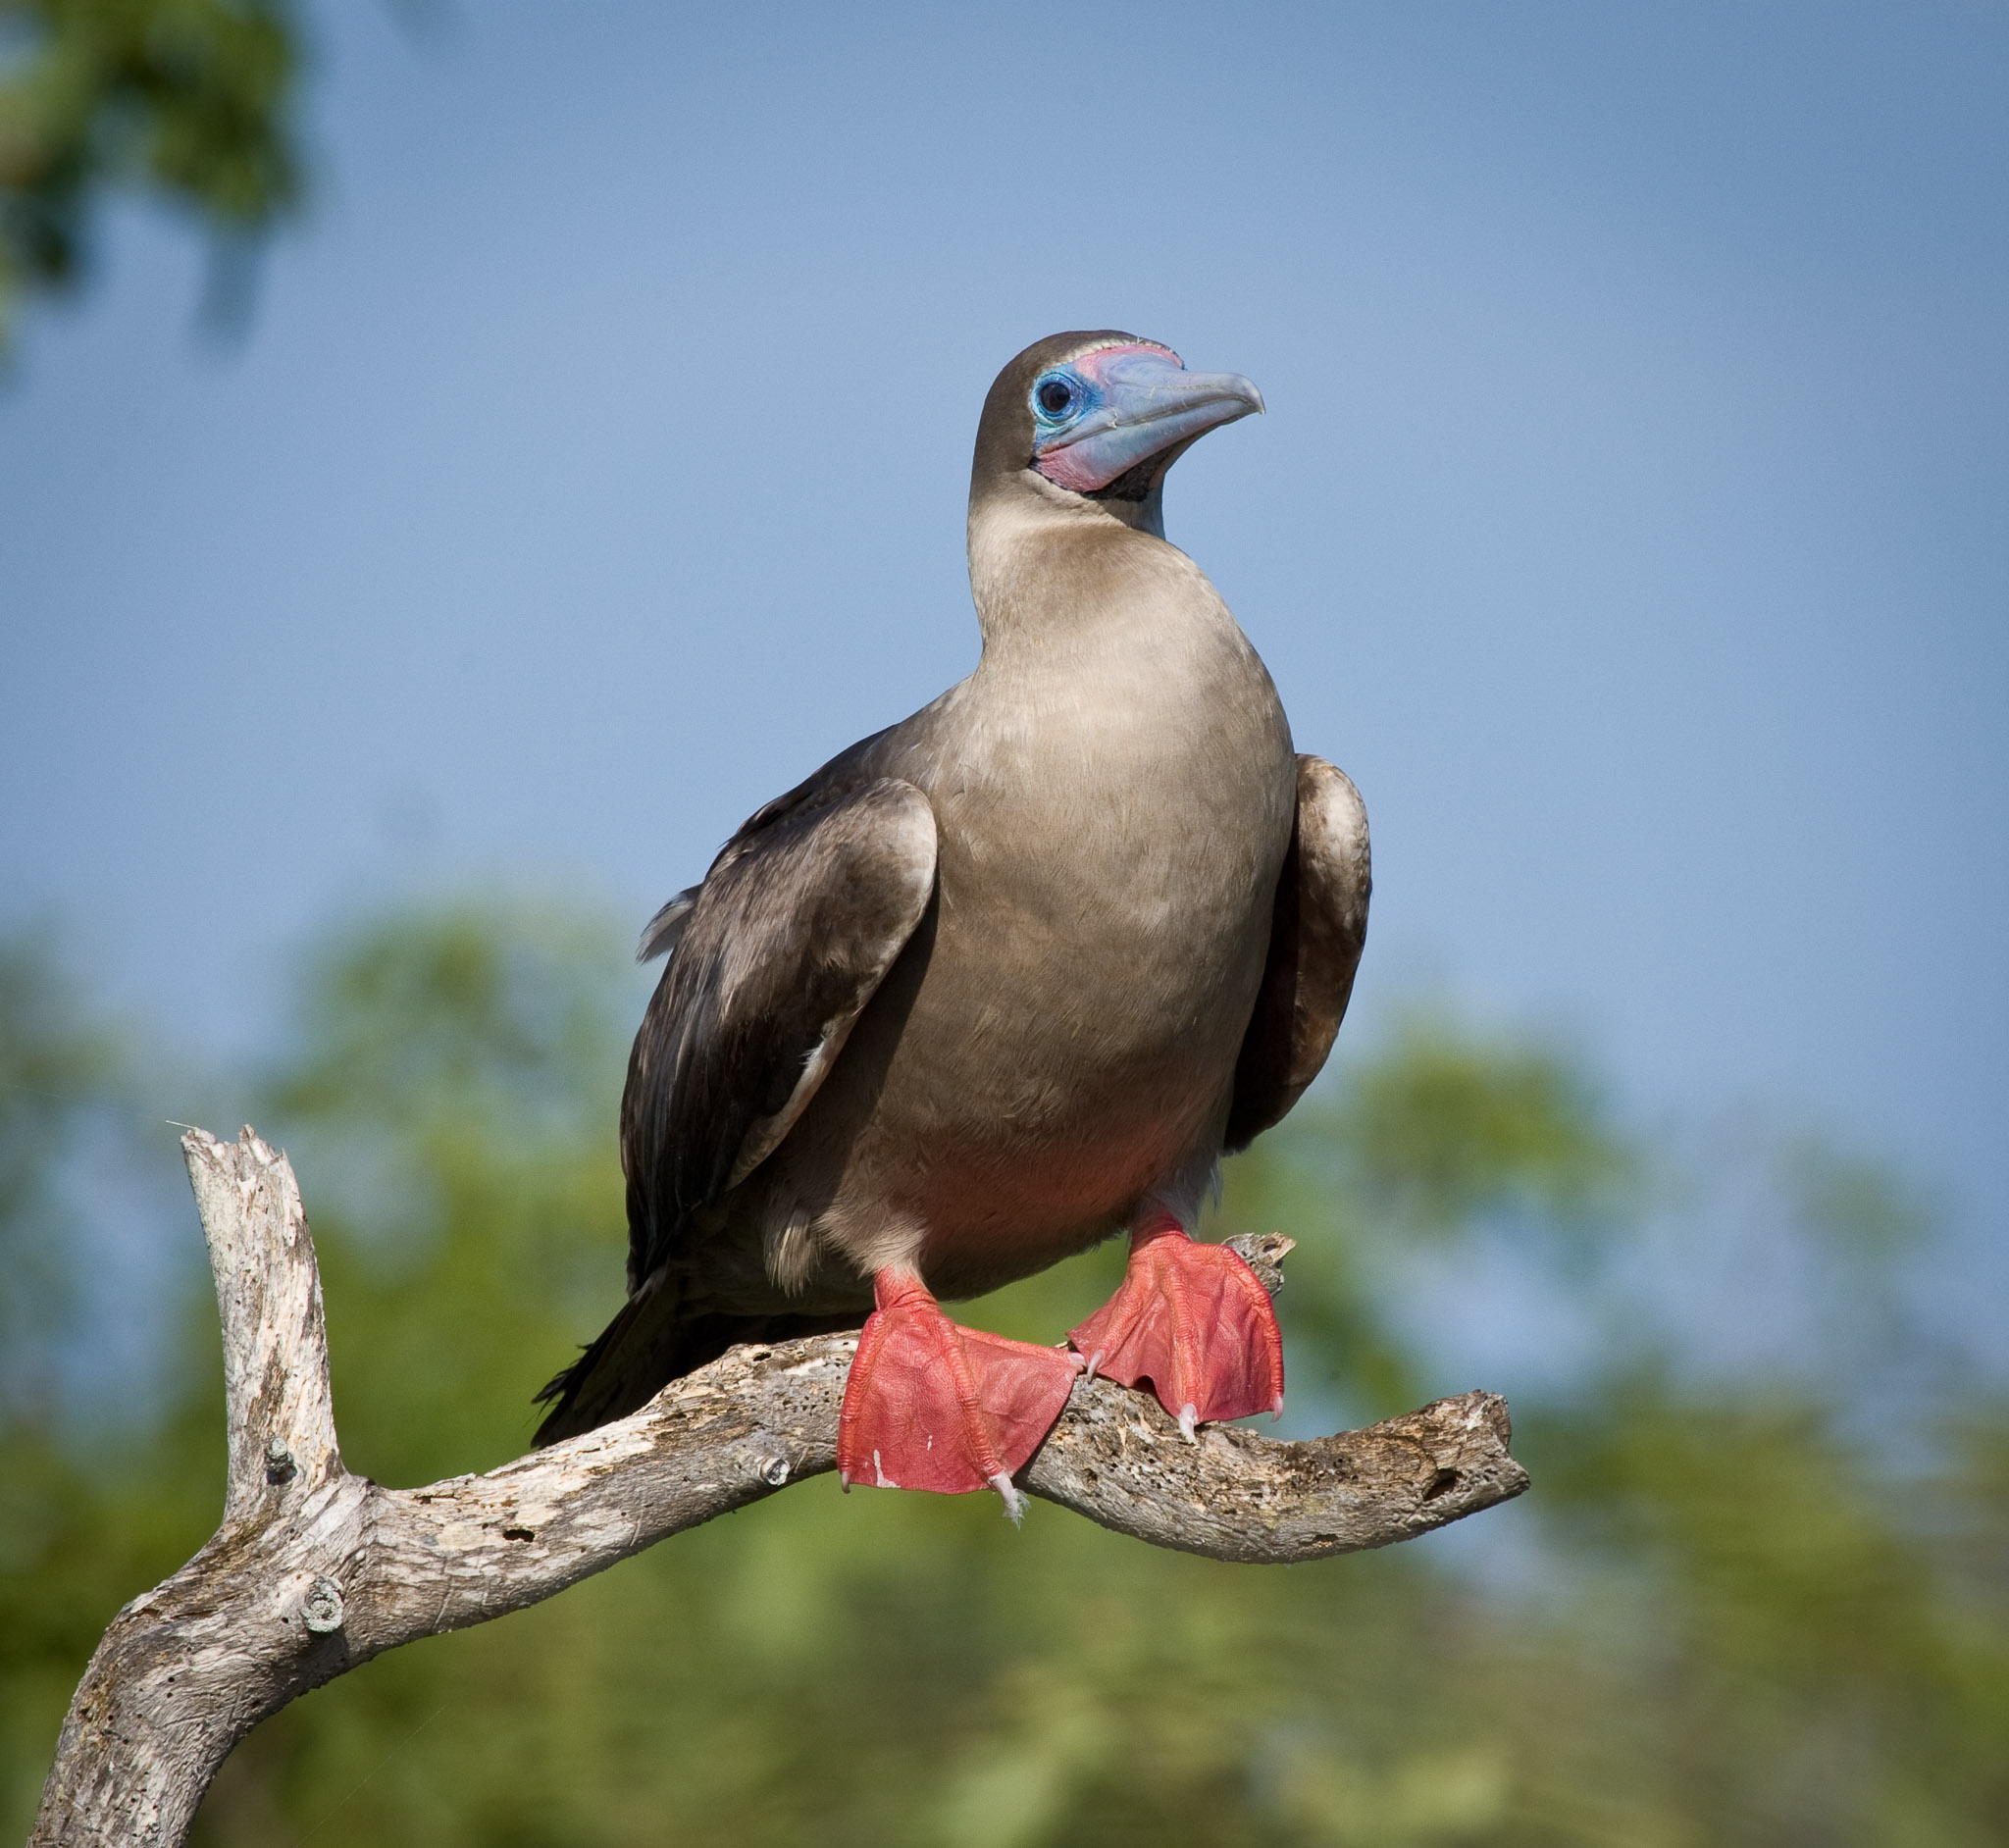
<box><xmin>536</xmin><ymin>333</ymin><xmax>1368</xmax><ymax>1446</ymax></box>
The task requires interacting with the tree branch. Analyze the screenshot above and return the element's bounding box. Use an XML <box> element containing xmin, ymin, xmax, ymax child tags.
<box><xmin>32</xmin><ymin>1127</ymin><xmax>1528</xmax><ymax>1846</ymax></box>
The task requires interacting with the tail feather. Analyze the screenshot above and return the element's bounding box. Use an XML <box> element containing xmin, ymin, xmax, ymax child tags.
<box><xmin>534</xmin><ymin>1284</ymin><xmax>859</xmax><ymax>1446</ymax></box>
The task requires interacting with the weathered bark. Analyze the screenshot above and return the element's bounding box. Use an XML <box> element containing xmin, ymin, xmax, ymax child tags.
<box><xmin>32</xmin><ymin>1127</ymin><xmax>1528</xmax><ymax>1846</ymax></box>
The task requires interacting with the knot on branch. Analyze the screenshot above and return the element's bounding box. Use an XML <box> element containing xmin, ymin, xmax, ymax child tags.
<box><xmin>301</xmin><ymin>1578</ymin><xmax>344</xmax><ymax>1636</ymax></box>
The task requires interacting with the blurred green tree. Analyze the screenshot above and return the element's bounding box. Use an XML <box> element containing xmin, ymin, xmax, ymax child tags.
<box><xmin>0</xmin><ymin>0</ymin><xmax>301</xmax><ymax>350</ymax></box>
<box><xmin>2</xmin><ymin>904</ymin><xmax>2004</xmax><ymax>1845</ymax></box>
<box><xmin>0</xmin><ymin>928</ymin><xmax>115</xmax><ymax>1412</ymax></box>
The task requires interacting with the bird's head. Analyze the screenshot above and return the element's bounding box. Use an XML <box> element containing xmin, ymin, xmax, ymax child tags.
<box><xmin>970</xmin><ymin>331</ymin><xmax>1264</xmax><ymax>534</ymax></box>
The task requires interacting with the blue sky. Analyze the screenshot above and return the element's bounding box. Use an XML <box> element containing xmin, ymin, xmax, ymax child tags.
<box><xmin>3</xmin><ymin>3</ymin><xmax>2005</xmax><ymax>1330</ymax></box>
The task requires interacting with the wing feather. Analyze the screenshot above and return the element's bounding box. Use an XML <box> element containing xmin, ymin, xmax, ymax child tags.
<box><xmin>620</xmin><ymin>777</ymin><xmax>938</xmax><ymax>1288</ymax></box>
<box><xmin>1224</xmin><ymin>755</ymin><xmax>1370</xmax><ymax>1151</ymax></box>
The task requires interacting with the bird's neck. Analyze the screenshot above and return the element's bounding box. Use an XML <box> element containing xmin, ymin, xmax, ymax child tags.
<box><xmin>966</xmin><ymin>477</ymin><xmax>1199</xmax><ymax>660</ymax></box>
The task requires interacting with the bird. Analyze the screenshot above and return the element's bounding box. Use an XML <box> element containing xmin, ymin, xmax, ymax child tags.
<box><xmin>535</xmin><ymin>332</ymin><xmax>1370</xmax><ymax>1516</ymax></box>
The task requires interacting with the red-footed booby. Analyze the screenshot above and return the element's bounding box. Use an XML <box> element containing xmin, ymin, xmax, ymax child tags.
<box><xmin>536</xmin><ymin>333</ymin><xmax>1370</xmax><ymax>1517</ymax></box>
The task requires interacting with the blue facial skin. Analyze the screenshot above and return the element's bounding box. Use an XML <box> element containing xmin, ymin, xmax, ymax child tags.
<box><xmin>1030</xmin><ymin>367</ymin><xmax>1103</xmax><ymax>445</ymax></box>
<box><xmin>1030</xmin><ymin>348</ymin><xmax>1264</xmax><ymax>494</ymax></box>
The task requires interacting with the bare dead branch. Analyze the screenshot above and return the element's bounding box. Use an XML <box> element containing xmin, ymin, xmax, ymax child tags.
<box><xmin>31</xmin><ymin>1127</ymin><xmax>1527</xmax><ymax>1846</ymax></box>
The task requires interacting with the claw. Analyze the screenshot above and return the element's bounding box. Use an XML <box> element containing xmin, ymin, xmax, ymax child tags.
<box><xmin>988</xmin><ymin>1470</ymin><xmax>1027</xmax><ymax>1523</ymax></box>
<box><xmin>1177</xmin><ymin>1404</ymin><xmax>1199</xmax><ymax>1444</ymax></box>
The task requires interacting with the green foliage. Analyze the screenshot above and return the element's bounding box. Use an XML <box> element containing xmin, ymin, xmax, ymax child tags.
<box><xmin>267</xmin><ymin>899</ymin><xmax>637</xmax><ymax>1482</ymax></box>
<box><xmin>0</xmin><ymin>926</ymin><xmax>125</xmax><ymax>1412</ymax></box>
<box><xmin>2</xmin><ymin>904</ymin><xmax>2005</xmax><ymax>1844</ymax></box>
<box><xmin>1334</xmin><ymin>1012</ymin><xmax>1635</xmax><ymax>1239</ymax></box>
<box><xmin>0</xmin><ymin>0</ymin><xmax>301</xmax><ymax>347</ymax></box>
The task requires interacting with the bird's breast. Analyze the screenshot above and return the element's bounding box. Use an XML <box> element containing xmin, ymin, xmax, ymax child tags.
<box><xmin>878</xmin><ymin>582</ymin><xmax>1297</xmax><ymax>1239</ymax></box>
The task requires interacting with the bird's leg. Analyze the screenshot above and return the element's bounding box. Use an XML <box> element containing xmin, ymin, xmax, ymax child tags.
<box><xmin>1067</xmin><ymin>1210</ymin><xmax>1284</xmax><ymax>1439</ymax></box>
<box><xmin>837</xmin><ymin>1270</ymin><xmax>1083</xmax><ymax>1519</ymax></box>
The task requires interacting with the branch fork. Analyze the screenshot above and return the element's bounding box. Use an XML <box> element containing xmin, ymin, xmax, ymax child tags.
<box><xmin>32</xmin><ymin>1127</ymin><xmax>1527</xmax><ymax>1845</ymax></box>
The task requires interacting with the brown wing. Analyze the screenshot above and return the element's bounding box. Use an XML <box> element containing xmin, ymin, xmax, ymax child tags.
<box><xmin>1224</xmin><ymin>755</ymin><xmax>1371</xmax><ymax>1152</ymax></box>
<box><xmin>616</xmin><ymin>776</ymin><xmax>937</xmax><ymax>1294</ymax></box>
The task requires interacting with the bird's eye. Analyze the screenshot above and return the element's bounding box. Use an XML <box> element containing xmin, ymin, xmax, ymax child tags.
<box><xmin>1035</xmin><ymin>376</ymin><xmax>1076</xmax><ymax>418</ymax></box>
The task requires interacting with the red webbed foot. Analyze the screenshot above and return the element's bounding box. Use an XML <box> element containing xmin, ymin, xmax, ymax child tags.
<box><xmin>837</xmin><ymin>1272</ymin><xmax>1082</xmax><ymax>1518</ymax></box>
<box><xmin>1067</xmin><ymin>1210</ymin><xmax>1284</xmax><ymax>1438</ymax></box>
